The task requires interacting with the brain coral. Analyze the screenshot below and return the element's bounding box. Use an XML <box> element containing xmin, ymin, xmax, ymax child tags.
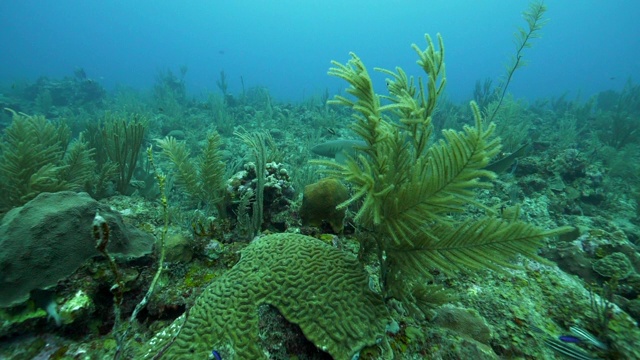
<box><xmin>143</xmin><ymin>233</ymin><xmax>389</xmax><ymax>359</ymax></box>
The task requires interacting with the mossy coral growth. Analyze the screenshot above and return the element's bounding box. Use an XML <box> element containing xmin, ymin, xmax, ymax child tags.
<box><xmin>141</xmin><ymin>233</ymin><xmax>389</xmax><ymax>359</ymax></box>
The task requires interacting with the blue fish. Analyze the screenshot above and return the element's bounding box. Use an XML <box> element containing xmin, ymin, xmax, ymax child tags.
<box><xmin>211</xmin><ymin>349</ymin><xmax>222</xmax><ymax>360</ymax></box>
<box><xmin>559</xmin><ymin>335</ymin><xmax>582</xmax><ymax>343</ymax></box>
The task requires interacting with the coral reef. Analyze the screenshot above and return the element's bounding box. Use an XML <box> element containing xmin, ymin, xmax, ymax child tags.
<box><xmin>139</xmin><ymin>233</ymin><xmax>389</xmax><ymax>359</ymax></box>
<box><xmin>226</xmin><ymin>161</ymin><xmax>295</xmax><ymax>232</ymax></box>
<box><xmin>22</xmin><ymin>72</ymin><xmax>106</xmax><ymax>114</ymax></box>
<box><xmin>2</xmin><ymin>3</ymin><xmax>640</xmax><ymax>358</ymax></box>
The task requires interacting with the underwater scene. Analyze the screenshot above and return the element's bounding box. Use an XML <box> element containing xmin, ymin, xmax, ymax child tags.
<box><xmin>0</xmin><ymin>1</ymin><xmax>639</xmax><ymax>359</ymax></box>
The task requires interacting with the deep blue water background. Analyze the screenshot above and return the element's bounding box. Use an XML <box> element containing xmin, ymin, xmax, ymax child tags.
<box><xmin>0</xmin><ymin>0</ymin><xmax>637</xmax><ymax>103</ymax></box>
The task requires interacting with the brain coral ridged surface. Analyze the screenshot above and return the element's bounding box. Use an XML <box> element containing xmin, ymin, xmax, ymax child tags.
<box><xmin>147</xmin><ymin>233</ymin><xmax>389</xmax><ymax>360</ymax></box>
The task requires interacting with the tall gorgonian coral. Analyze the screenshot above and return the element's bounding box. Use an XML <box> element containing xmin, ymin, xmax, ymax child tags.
<box><xmin>156</xmin><ymin>131</ymin><xmax>226</xmax><ymax>213</ymax></box>
<box><xmin>0</xmin><ymin>109</ymin><xmax>95</xmax><ymax>210</ymax></box>
<box><xmin>318</xmin><ymin>34</ymin><xmax>571</xmax><ymax>310</ymax></box>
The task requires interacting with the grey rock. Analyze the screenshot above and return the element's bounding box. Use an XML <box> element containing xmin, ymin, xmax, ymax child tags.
<box><xmin>0</xmin><ymin>191</ymin><xmax>154</xmax><ymax>307</ymax></box>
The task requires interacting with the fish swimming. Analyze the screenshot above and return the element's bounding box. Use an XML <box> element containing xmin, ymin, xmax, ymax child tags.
<box><xmin>558</xmin><ymin>335</ymin><xmax>582</xmax><ymax>343</ymax></box>
<box><xmin>311</xmin><ymin>139</ymin><xmax>366</xmax><ymax>163</ymax></box>
<box><xmin>210</xmin><ymin>349</ymin><xmax>222</xmax><ymax>360</ymax></box>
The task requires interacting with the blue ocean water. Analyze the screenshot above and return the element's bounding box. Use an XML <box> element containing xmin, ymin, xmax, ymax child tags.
<box><xmin>3</xmin><ymin>2</ymin><xmax>640</xmax><ymax>359</ymax></box>
<box><xmin>0</xmin><ymin>0</ymin><xmax>637</xmax><ymax>102</ymax></box>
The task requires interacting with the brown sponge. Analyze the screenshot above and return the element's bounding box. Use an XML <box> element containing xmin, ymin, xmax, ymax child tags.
<box><xmin>300</xmin><ymin>178</ymin><xmax>349</xmax><ymax>233</ymax></box>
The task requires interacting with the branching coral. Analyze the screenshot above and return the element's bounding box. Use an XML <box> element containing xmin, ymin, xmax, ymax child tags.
<box><xmin>319</xmin><ymin>34</ymin><xmax>572</xmax><ymax>311</ymax></box>
<box><xmin>0</xmin><ymin>109</ymin><xmax>95</xmax><ymax>210</ymax></box>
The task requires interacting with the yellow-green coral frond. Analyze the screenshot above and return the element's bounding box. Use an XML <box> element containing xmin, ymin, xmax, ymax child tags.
<box><xmin>324</xmin><ymin>34</ymin><xmax>567</xmax><ymax>309</ymax></box>
<box><xmin>376</xmin><ymin>67</ymin><xmax>417</xmax><ymax>100</ymax></box>
<box><xmin>0</xmin><ymin>110</ymin><xmax>76</xmax><ymax>208</ymax></box>
<box><xmin>157</xmin><ymin>136</ymin><xmax>200</xmax><ymax>201</ymax></box>
<box><xmin>328</xmin><ymin>53</ymin><xmax>380</xmax><ymax>120</ymax></box>
<box><xmin>387</xmin><ymin>216</ymin><xmax>573</xmax><ymax>283</ymax></box>
<box><xmin>412</xmin><ymin>34</ymin><xmax>447</xmax><ymax>117</ymax></box>
<box><xmin>199</xmin><ymin>131</ymin><xmax>226</xmax><ymax>206</ymax></box>
<box><xmin>60</xmin><ymin>136</ymin><xmax>96</xmax><ymax>190</ymax></box>
<box><xmin>421</xmin><ymin>102</ymin><xmax>500</xmax><ymax>212</ymax></box>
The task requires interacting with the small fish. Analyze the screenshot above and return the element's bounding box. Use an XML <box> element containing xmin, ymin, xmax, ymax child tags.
<box><xmin>326</xmin><ymin>127</ymin><xmax>337</xmax><ymax>135</ymax></box>
<box><xmin>311</xmin><ymin>139</ymin><xmax>366</xmax><ymax>159</ymax></box>
<box><xmin>210</xmin><ymin>349</ymin><xmax>222</xmax><ymax>360</ymax></box>
<box><xmin>531</xmin><ymin>325</ymin><xmax>601</xmax><ymax>360</ymax></box>
<box><xmin>559</xmin><ymin>335</ymin><xmax>582</xmax><ymax>343</ymax></box>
